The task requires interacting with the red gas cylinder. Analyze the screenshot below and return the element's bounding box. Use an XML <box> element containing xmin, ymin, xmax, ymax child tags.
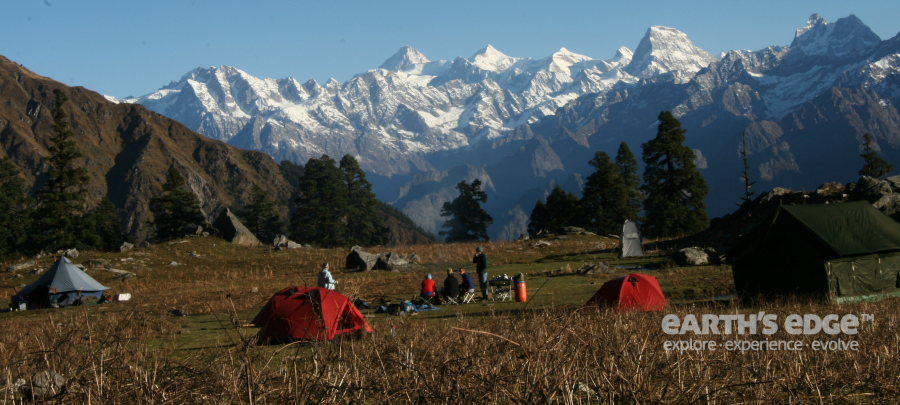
<box><xmin>515</xmin><ymin>281</ymin><xmax>527</xmax><ymax>302</ymax></box>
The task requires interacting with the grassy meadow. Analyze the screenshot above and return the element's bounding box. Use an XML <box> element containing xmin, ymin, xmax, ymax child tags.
<box><xmin>1</xmin><ymin>235</ymin><xmax>898</xmax><ymax>403</ymax></box>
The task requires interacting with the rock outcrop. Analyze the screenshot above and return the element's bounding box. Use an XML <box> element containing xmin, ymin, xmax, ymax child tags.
<box><xmin>213</xmin><ymin>208</ymin><xmax>261</xmax><ymax>247</ymax></box>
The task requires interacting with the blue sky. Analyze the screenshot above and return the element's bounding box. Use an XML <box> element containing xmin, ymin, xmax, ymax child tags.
<box><xmin>2</xmin><ymin>0</ymin><xmax>898</xmax><ymax>98</ymax></box>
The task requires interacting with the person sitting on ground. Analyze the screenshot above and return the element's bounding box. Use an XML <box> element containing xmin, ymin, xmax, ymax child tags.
<box><xmin>318</xmin><ymin>262</ymin><xmax>338</xmax><ymax>290</ymax></box>
<box><xmin>438</xmin><ymin>268</ymin><xmax>460</xmax><ymax>302</ymax></box>
<box><xmin>421</xmin><ymin>273</ymin><xmax>436</xmax><ymax>300</ymax></box>
<box><xmin>459</xmin><ymin>267</ymin><xmax>475</xmax><ymax>298</ymax></box>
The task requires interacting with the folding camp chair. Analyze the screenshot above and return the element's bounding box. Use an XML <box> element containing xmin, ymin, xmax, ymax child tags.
<box><xmin>444</xmin><ymin>295</ymin><xmax>459</xmax><ymax>305</ymax></box>
<box><xmin>461</xmin><ymin>291</ymin><xmax>476</xmax><ymax>304</ymax></box>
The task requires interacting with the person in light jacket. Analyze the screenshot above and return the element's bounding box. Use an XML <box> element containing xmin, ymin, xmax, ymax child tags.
<box><xmin>318</xmin><ymin>262</ymin><xmax>338</xmax><ymax>290</ymax></box>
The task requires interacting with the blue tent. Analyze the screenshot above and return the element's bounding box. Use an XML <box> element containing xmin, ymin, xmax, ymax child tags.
<box><xmin>15</xmin><ymin>256</ymin><xmax>109</xmax><ymax>309</ymax></box>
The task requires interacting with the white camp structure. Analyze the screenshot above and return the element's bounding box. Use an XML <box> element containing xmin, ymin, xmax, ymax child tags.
<box><xmin>619</xmin><ymin>220</ymin><xmax>645</xmax><ymax>257</ymax></box>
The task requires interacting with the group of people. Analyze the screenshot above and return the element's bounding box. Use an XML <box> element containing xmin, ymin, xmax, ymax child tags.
<box><xmin>317</xmin><ymin>246</ymin><xmax>491</xmax><ymax>305</ymax></box>
<box><xmin>421</xmin><ymin>246</ymin><xmax>489</xmax><ymax>303</ymax></box>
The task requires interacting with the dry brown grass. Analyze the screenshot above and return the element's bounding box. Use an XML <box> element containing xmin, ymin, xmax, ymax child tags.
<box><xmin>1</xmin><ymin>236</ymin><xmax>899</xmax><ymax>403</ymax></box>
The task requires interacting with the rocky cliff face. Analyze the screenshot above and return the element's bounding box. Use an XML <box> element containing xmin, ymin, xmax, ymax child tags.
<box><xmin>0</xmin><ymin>56</ymin><xmax>291</xmax><ymax>242</ymax></box>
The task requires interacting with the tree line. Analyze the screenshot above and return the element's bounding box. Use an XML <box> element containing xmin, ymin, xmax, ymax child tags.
<box><xmin>527</xmin><ymin>111</ymin><xmax>708</xmax><ymax>239</ymax></box>
<box><xmin>0</xmin><ymin>90</ymin><xmax>408</xmax><ymax>259</ymax></box>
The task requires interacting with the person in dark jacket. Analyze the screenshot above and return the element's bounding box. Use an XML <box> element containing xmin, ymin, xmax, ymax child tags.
<box><xmin>459</xmin><ymin>267</ymin><xmax>475</xmax><ymax>296</ymax></box>
<box><xmin>438</xmin><ymin>268</ymin><xmax>459</xmax><ymax>303</ymax></box>
<box><xmin>473</xmin><ymin>246</ymin><xmax>489</xmax><ymax>299</ymax></box>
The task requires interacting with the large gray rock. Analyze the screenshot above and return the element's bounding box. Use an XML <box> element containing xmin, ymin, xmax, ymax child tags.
<box><xmin>674</xmin><ymin>247</ymin><xmax>709</xmax><ymax>266</ymax></box>
<box><xmin>119</xmin><ymin>242</ymin><xmax>134</xmax><ymax>253</ymax></box>
<box><xmin>273</xmin><ymin>235</ymin><xmax>301</xmax><ymax>249</ymax></box>
<box><xmin>346</xmin><ymin>246</ymin><xmax>378</xmax><ymax>271</ymax></box>
<box><xmin>849</xmin><ymin>176</ymin><xmax>893</xmax><ymax>203</ymax></box>
<box><xmin>872</xmin><ymin>194</ymin><xmax>900</xmax><ymax>218</ymax></box>
<box><xmin>6</xmin><ymin>260</ymin><xmax>34</xmax><ymax>272</ymax></box>
<box><xmin>24</xmin><ymin>371</ymin><xmax>65</xmax><ymax>399</ymax></box>
<box><xmin>374</xmin><ymin>251</ymin><xmax>409</xmax><ymax>271</ymax></box>
<box><xmin>212</xmin><ymin>208</ymin><xmax>261</xmax><ymax>247</ymax></box>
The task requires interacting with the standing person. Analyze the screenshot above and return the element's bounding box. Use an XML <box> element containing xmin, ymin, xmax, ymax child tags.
<box><xmin>421</xmin><ymin>273</ymin><xmax>436</xmax><ymax>300</ymax></box>
<box><xmin>473</xmin><ymin>246</ymin><xmax>489</xmax><ymax>300</ymax></box>
<box><xmin>318</xmin><ymin>262</ymin><xmax>338</xmax><ymax>290</ymax></box>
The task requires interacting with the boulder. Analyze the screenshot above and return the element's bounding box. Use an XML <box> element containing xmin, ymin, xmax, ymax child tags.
<box><xmin>760</xmin><ymin>187</ymin><xmax>792</xmax><ymax>203</ymax></box>
<box><xmin>274</xmin><ymin>235</ymin><xmax>302</xmax><ymax>248</ymax></box>
<box><xmin>64</xmin><ymin>248</ymin><xmax>78</xmax><ymax>258</ymax></box>
<box><xmin>872</xmin><ymin>193</ymin><xmax>900</xmax><ymax>218</ymax></box>
<box><xmin>816</xmin><ymin>182</ymin><xmax>844</xmax><ymax>196</ymax></box>
<box><xmin>674</xmin><ymin>247</ymin><xmax>709</xmax><ymax>266</ymax></box>
<box><xmin>374</xmin><ymin>252</ymin><xmax>409</xmax><ymax>271</ymax></box>
<box><xmin>849</xmin><ymin>176</ymin><xmax>893</xmax><ymax>203</ymax></box>
<box><xmin>346</xmin><ymin>246</ymin><xmax>378</xmax><ymax>271</ymax></box>
<box><xmin>212</xmin><ymin>208</ymin><xmax>261</xmax><ymax>247</ymax></box>
<box><xmin>5</xmin><ymin>260</ymin><xmax>35</xmax><ymax>272</ymax></box>
<box><xmin>531</xmin><ymin>240</ymin><xmax>552</xmax><ymax>248</ymax></box>
<box><xmin>563</xmin><ymin>226</ymin><xmax>586</xmax><ymax>235</ymax></box>
<box><xmin>409</xmin><ymin>253</ymin><xmax>421</xmax><ymax>263</ymax></box>
<box><xmin>886</xmin><ymin>175</ymin><xmax>900</xmax><ymax>191</ymax></box>
<box><xmin>140</xmin><ymin>241</ymin><xmax>152</xmax><ymax>248</ymax></box>
<box><xmin>119</xmin><ymin>242</ymin><xmax>134</xmax><ymax>253</ymax></box>
<box><xmin>575</xmin><ymin>262</ymin><xmax>613</xmax><ymax>275</ymax></box>
<box><xmin>86</xmin><ymin>259</ymin><xmax>110</xmax><ymax>268</ymax></box>
<box><xmin>24</xmin><ymin>371</ymin><xmax>65</xmax><ymax>399</ymax></box>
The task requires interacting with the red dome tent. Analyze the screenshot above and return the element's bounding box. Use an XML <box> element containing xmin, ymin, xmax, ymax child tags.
<box><xmin>253</xmin><ymin>286</ymin><xmax>373</xmax><ymax>343</ymax></box>
<box><xmin>584</xmin><ymin>274</ymin><xmax>667</xmax><ymax>312</ymax></box>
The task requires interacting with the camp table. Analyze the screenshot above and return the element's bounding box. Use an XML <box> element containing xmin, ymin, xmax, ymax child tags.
<box><xmin>488</xmin><ymin>279</ymin><xmax>513</xmax><ymax>301</ymax></box>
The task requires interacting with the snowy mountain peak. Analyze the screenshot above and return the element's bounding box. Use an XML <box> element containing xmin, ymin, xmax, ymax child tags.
<box><xmin>546</xmin><ymin>47</ymin><xmax>593</xmax><ymax>73</ymax></box>
<box><xmin>790</xmin><ymin>14</ymin><xmax>881</xmax><ymax>57</ymax></box>
<box><xmin>612</xmin><ymin>47</ymin><xmax>633</xmax><ymax>65</ymax></box>
<box><xmin>624</xmin><ymin>26</ymin><xmax>717</xmax><ymax>81</ymax></box>
<box><xmin>470</xmin><ymin>45</ymin><xmax>521</xmax><ymax>72</ymax></box>
<box><xmin>380</xmin><ymin>45</ymin><xmax>430</xmax><ymax>71</ymax></box>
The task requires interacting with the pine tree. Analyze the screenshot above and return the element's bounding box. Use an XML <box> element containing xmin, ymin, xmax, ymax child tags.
<box><xmin>616</xmin><ymin>142</ymin><xmax>642</xmax><ymax>222</ymax></box>
<box><xmin>32</xmin><ymin>89</ymin><xmax>92</xmax><ymax>251</ymax></box>
<box><xmin>0</xmin><ymin>158</ymin><xmax>33</xmax><ymax>257</ymax></box>
<box><xmin>237</xmin><ymin>184</ymin><xmax>286</xmax><ymax>243</ymax></box>
<box><xmin>527</xmin><ymin>199</ymin><xmax>549</xmax><ymax>236</ymax></box>
<box><xmin>738</xmin><ymin>130</ymin><xmax>756</xmax><ymax>206</ymax></box>
<box><xmin>440</xmin><ymin>179</ymin><xmax>493</xmax><ymax>242</ymax></box>
<box><xmin>859</xmin><ymin>133</ymin><xmax>894</xmax><ymax>178</ymax></box>
<box><xmin>290</xmin><ymin>155</ymin><xmax>349</xmax><ymax>247</ymax></box>
<box><xmin>529</xmin><ymin>185</ymin><xmax>580</xmax><ymax>235</ymax></box>
<box><xmin>339</xmin><ymin>155</ymin><xmax>385</xmax><ymax>246</ymax></box>
<box><xmin>149</xmin><ymin>169</ymin><xmax>205</xmax><ymax>241</ymax></box>
<box><xmin>641</xmin><ymin>111</ymin><xmax>709</xmax><ymax>238</ymax></box>
<box><xmin>581</xmin><ymin>152</ymin><xmax>622</xmax><ymax>235</ymax></box>
<box><xmin>90</xmin><ymin>197</ymin><xmax>129</xmax><ymax>251</ymax></box>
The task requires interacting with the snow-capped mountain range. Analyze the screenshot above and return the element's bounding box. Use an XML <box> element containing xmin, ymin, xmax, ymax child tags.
<box><xmin>115</xmin><ymin>14</ymin><xmax>900</xmax><ymax>240</ymax></box>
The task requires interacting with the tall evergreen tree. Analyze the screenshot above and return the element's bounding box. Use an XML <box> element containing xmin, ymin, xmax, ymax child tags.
<box><xmin>440</xmin><ymin>179</ymin><xmax>493</xmax><ymax>242</ymax></box>
<box><xmin>859</xmin><ymin>133</ymin><xmax>894</xmax><ymax>178</ymax></box>
<box><xmin>528</xmin><ymin>199</ymin><xmax>550</xmax><ymax>236</ymax></box>
<box><xmin>32</xmin><ymin>89</ymin><xmax>92</xmax><ymax>251</ymax></box>
<box><xmin>641</xmin><ymin>111</ymin><xmax>709</xmax><ymax>238</ymax></box>
<box><xmin>581</xmin><ymin>152</ymin><xmax>622</xmax><ymax>235</ymax></box>
<box><xmin>616</xmin><ymin>142</ymin><xmax>643</xmax><ymax>222</ymax></box>
<box><xmin>237</xmin><ymin>184</ymin><xmax>286</xmax><ymax>243</ymax></box>
<box><xmin>738</xmin><ymin>131</ymin><xmax>756</xmax><ymax>206</ymax></box>
<box><xmin>339</xmin><ymin>155</ymin><xmax>385</xmax><ymax>246</ymax></box>
<box><xmin>89</xmin><ymin>197</ymin><xmax>129</xmax><ymax>251</ymax></box>
<box><xmin>149</xmin><ymin>169</ymin><xmax>205</xmax><ymax>241</ymax></box>
<box><xmin>290</xmin><ymin>155</ymin><xmax>349</xmax><ymax>247</ymax></box>
<box><xmin>530</xmin><ymin>185</ymin><xmax>580</xmax><ymax>235</ymax></box>
<box><xmin>0</xmin><ymin>158</ymin><xmax>33</xmax><ymax>257</ymax></box>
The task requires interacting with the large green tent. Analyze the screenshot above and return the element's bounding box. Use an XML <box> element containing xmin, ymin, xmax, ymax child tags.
<box><xmin>730</xmin><ymin>201</ymin><xmax>900</xmax><ymax>302</ymax></box>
